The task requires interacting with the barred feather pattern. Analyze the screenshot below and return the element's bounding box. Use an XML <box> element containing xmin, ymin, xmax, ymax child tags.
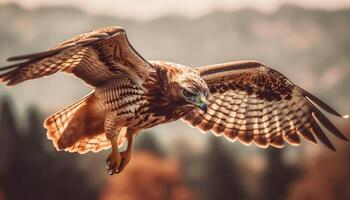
<box><xmin>183</xmin><ymin>61</ymin><xmax>348</xmax><ymax>150</ymax></box>
<box><xmin>0</xmin><ymin>26</ymin><xmax>153</xmax><ymax>86</ymax></box>
<box><xmin>183</xmin><ymin>89</ymin><xmax>317</xmax><ymax>148</ymax></box>
<box><xmin>95</xmin><ymin>78</ymin><xmax>146</xmax><ymax>120</ymax></box>
<box><xmin>1</xmin><ymin>25</ymin><xmax>347</xmax><ymax>154</ymax></box>
<box><xmin>43</xmin><ymin>93</ymin><xmax>124</xmax><ymax>154</ymax></box>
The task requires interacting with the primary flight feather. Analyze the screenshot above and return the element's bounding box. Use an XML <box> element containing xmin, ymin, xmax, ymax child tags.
<box><xmin>0</xmin><ymin>26</ymin><xmax>348</xmax><ymax>175</ymax></box>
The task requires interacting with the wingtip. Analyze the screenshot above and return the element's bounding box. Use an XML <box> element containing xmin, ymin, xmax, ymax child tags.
<box><xmin>6</xmin><ymin>56</ymin><xmax>17</xmax><ymax>62</ymax></box>
<box><xmin>301</xmin><ymin>88</ymin><xmax>346</xmax><ymax>118</ymax></box>
<box><xmin>0</xmin><ymin>65</ymin><xmax>14</xmax><ymax>71</ymax></box>
<box><xmin>6</xmin><ymin>54</ymin><xmax>30</xmax><ymax>61</ymax></box>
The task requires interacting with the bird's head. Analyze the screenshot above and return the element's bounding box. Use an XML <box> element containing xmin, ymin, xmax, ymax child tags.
<box><xmin>170</xmin><ymin>64</ymin><xmax>209</xmax><ymax>113</ymax></box>
<box><xmin>150</xmin><ymin>61</ymin><xmax>209</xmax><ymax>113</ymax></box>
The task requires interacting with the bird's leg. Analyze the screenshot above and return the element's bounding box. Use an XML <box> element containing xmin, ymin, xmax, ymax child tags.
<box><xmin>105</xmin><ymin>113</ymin><xmax>123</xmax><ymax>175</ymax></box>
<box><xmin>106</xmin><ymin>136</ymin><xmax>121</xmax><ymax>175</ymax></box>
<box><xmin>118</xmin><ymin>130</ymin><xmax>135</xmax><ymax>173</ymax></box>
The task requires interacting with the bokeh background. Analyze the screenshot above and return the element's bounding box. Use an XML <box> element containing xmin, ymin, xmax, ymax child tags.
<box><xmin>0</xmin><ymin>1</ymin><xmax>350</xmax><ymax>200</ymax></box>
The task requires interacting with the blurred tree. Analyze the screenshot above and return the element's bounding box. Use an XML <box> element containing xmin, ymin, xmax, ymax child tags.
<box><xmin>0</xmin><ymin>100</ymin><xmax>98</xmax><ymax>200</ymax></box>
<box><xmin>0</xmin><ymin>190</ymin><xmax>4</xmax><ymax>200</ymax></box>
<box><xmin>171</xmin><ymin>138</ymin><xmax>203</xmax><ymax>198</ymax></box>
<box><xmin>134</xmin><ymin>132</ymin><xmax>165</xmax><ymax>157</ymax></box>
<box><xmin>201</xmin><ymin>137</ymin><xmax>249</xmax><ymax>200</ymax></box>
<box><xmin>261</xmin><ymin>148</ymin><xmax>299</xmax><ymax>200</ymax></box>
<box><xmin>99</xmin><ymin>152</ymin><xmax>194</xmax><ymax>200</ymax></box>
<box><xmin>287</xmin><ymin>131</ymin><xmax>350</xmax><ymax>200</ymax></box>
<box><xmin>26</xmin><ymin>106</ymin><xmax>45</xmax><ymax>147</ymax></box>
<box><xmin>0</xmin><ymin>97</ymin><xmax>21</xmax><ymax>186</ymax></box>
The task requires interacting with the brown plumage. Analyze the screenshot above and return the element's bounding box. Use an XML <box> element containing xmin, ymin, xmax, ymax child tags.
<box><xmin>183</xmin><ymin>62</ymin><xmax>348</xmax><ymax>150</ymax></box>
<box><xmin>0</xmin><ymin>26</ymin><xmax>348</xmax><ymax>175</ymax></box>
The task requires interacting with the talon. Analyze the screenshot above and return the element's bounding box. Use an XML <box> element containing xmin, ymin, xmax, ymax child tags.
<box><xmin>119</xmin><ymin>159</ymin><xmax>125</xmax><ymax>169</ymax></box>
<box><xmin>105</xmin><ymin>128</ymin><xmax>136</xmax><ymax>175</ymax></box>
<box><xmin>117</xmin><ymin>151</ymin><xmax>132</xmax><ymax>173</ymax></box>
<box><xmin>106</xmin><ymin>151</ymin><xmax>121</xmax><ymax>175</ymax></box>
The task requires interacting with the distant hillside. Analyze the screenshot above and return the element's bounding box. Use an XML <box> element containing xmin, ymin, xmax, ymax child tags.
<box><xmin>0</xmin><ymin>3</ymin><xmax>349</xmax><ymax>113</ymax></box>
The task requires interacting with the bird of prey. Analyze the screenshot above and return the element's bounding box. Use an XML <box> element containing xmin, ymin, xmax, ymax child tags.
<box><xmin>0</xmin><ymin>26</ymin><xmax>348</xmax><ymax>175</ymax></box>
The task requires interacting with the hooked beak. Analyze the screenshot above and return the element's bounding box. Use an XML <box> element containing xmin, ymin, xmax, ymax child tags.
<box><xmin>197</xmin><ymin>95</ymin><xmax>208</xmax><ymax>113</ymax></box>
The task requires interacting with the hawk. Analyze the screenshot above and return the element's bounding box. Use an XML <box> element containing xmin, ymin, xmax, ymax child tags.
<box><xmin>0</xmin><ymin>26</ymin><xmax>348</xmax><ymax>175</ymax></box>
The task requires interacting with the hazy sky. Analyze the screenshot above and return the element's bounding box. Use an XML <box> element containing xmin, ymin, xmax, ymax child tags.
<box><xmin>1</xmin><ymin>0</ymin><xmax>350</xmax><ymax>20</ymax></box>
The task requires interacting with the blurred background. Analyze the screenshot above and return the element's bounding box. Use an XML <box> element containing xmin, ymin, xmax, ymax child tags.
<box><xmin>0</xmin><ymin>0</ymin><xmax>350</xmax><ymax>200</ymax></box>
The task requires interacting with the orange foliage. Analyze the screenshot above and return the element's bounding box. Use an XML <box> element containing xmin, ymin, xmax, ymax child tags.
<box><xmin>287</xmin><ymin>129</ymin><xmax>350</xmax><ymax>200</ymax></box>
<box><xmin>99</xmin><ymin>152</ymin><xmax>194</xmax><ymax>200</ymax></box>
<box><xmin>0</xmin><ymin>191</ymin><xmax>5</xmax><ymax>200</ymax></box>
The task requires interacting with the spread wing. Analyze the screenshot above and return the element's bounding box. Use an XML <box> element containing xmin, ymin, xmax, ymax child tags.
<box><xmin>182</xmin><ymin>61</ymin><xmax>348</xmax><ymax>150</ymax></box>
<box><xmin>0</xmin><ymin>26</ymin><xmax>154</xmax><ymax>86</ymax></box>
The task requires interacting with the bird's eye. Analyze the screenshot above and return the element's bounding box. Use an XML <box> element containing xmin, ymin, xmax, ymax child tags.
<box><xmin>183</xmin><ymin>89</ymin><xmax>194</xmax><ymax>97</ymax></box>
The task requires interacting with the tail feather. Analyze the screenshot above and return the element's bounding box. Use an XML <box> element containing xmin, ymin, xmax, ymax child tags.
<box><xmin>44</xmin><ymin>93</ymin><xmax>113</xmax><ymax>154</ymax></box>
<box><xmin>66</xmin><ymin>134</ymin><xmax>111</xmax><ymax>154</ymax></box>
<box><xmin>44</xmin><ymin>94</ymin><xmax>90</xmax><ymax>148</ymax></box>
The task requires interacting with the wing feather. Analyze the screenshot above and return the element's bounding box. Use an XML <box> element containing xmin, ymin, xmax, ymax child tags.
<box><xmin>182</xmin><ymin>61</ymin><xmax>348</xmax><ymax>150</ymax></box>
<box><xmin>0</xmin><ymin>26</ymin><xmax>154</xmax><ymax>86</ymax></box>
